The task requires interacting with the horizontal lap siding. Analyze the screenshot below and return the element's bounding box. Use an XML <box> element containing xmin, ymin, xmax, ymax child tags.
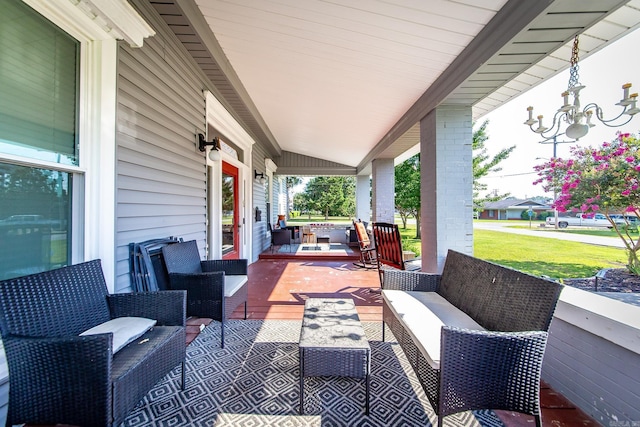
<box><xmin>252</xmin><ymin>145</ymin><xmax>272</xmax><ymax>259</ymax></box>
<box><xmin>115</xmin><ymin>3</ymin><xmax>209</xmax><ymax>293</ymax></box>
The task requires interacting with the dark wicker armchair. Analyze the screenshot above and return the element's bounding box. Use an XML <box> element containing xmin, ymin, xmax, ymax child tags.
<box><xmin>269</xmin><ymin>222</ymin><xmax>291</xmax><ymax>252</ymax></box>
<box><xmin>161</xmin><ymin>240</ymin><xmax>248</xmax><ymax>348</ymax></box>
<box><xmin>0</xmin><ymin>260</ymin><xmax>186</xmax><ymax>427</ymax></box>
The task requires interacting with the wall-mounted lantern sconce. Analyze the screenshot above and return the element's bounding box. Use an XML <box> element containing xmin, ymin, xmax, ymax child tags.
<box><xmin>254</xmin><ymin>170</ymin><xmax>266</xmax><ymax>185</ymax></box>
<box><xmin>198</xmin><ymin>133</ymin><xmax>221</xmax><ymax>161</ymax></box>
<box><xmin>255</xmin><ymin>206</ymin><xmax>262</xmax><ymax>222</ymax></box>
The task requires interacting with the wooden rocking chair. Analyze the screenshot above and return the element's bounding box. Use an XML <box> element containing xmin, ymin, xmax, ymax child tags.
<box><xmin>352</xmin><ymin>220</ymin><xmax>377</xmax><ymax>269</ymax></box>
<box><xmin>371</xmin><ymin>222</ymin><xmax>420</xmax><ymax>287</ymax></box>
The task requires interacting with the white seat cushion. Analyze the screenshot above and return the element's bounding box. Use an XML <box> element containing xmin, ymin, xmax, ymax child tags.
<box><xmin>383</xmin><ymin>290</ymin><xmax>484</xmax><ymax>369</ymax></box>
<box><xmin>80</xmin><ymin>317</ymin><xmax>157</xmax><ymax>354</ymax></box>
<box><xmin>224</xmin><ymin>275</ymin><xmax>248</xmax><ymax>297</ymax></box>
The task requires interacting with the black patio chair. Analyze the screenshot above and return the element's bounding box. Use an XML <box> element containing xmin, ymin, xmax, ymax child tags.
<box><xmin>269</xmin><ymin>222</ymin><xmax>292</xmax><ymax>252</ymax></box>
<box><xmin>162</xmin><ymin>240</ymin><xmax>248</xmax><ymax>348</ymax></box>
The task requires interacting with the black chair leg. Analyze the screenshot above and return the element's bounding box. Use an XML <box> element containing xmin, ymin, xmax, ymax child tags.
<box><xmin>220</xmin><ymin>320</ymin><xmax>225</xmax><ymax>348</ymax></box>
<box><xmin>244</xmin><ymin>301</ymin><xmax>247</xmax><ymax>319</ymax></box>
<box><xmin>181</xmin><ymin>361</ymin><xmax>186</xmax><ymax>391</ymax></box>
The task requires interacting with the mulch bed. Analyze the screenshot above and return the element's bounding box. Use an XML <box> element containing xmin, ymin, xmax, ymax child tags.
<box><xmin>562</xmin><ymin>268</ymin><xmax>640</xmax><ymax>293</ymax></box>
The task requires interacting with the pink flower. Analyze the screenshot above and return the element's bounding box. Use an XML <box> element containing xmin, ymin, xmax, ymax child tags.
<box><xmin>622</xmin><ymin>190</ymin><xmax>631</xmax><ymax>196</ymax></box>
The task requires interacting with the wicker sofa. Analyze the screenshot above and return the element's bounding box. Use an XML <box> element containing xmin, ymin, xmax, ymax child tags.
<box><xmin>382</xmin><ymin>250</ymin><xmax>563</xmax><ymax>427</ymax></box>
<box><xmin>0</xmin><ymin>259</ymin><xmax>187</xmax><ymax>427</ymax></box>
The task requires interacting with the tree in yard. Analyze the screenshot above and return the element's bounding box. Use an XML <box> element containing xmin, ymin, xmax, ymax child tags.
<box><xmin>303</xmin><ymin>176</ymin><xmax>355</xmax><ymax>219</ymax></box>
<box><xmin>473</xmin><ymin>120</ymin><xmax>516</xmax><ymax>215</ymax></box>
<box><xmin>293</xmin><ymin>192</ymin><xmax>312</xmax><ymax>219</ymax></box>
<box><xmin>285</xmin><ymin>176</ymin><xmax>302</xmax><ymax>218</ymax></box>
<box><xmin>394</xmin><ymin>154</ymin><xmax>421</xmax><ymax>238</ymax></box>
<box><xmin>534</xmin><ymin>132</ymin><xmax>640</xmax><ymax>274</ymax></box>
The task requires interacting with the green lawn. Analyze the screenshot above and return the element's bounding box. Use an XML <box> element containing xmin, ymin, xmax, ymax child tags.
<box><xmin>474</xmin><ymin>229</ymin><xmax>626</xmax><ymax>279</ymax></box>
<box><xmin>395</xmin><ymin>222</ymin><xmax>627</xmax><ymax>279</ymax></box>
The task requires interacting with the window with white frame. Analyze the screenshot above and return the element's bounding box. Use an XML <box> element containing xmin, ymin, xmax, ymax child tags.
<box><xmin>0</xmin><ymin>0</ymin><xmax>79</xmax><ymax>279</ymax></box>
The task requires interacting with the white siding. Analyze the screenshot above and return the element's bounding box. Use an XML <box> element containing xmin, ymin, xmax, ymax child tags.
<box><xmin>252</xmin><ymin>144</ymin><xmax>271</xmax><ymax>259</ymax></box>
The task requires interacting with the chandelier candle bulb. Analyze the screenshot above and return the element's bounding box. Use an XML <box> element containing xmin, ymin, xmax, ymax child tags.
<box><xmin>562</xmin><ymin>91</ymin><xmax>570</xmax><ymax>109</ymax></box>
<box><xmin>524</xmin><ymin>106</ymin><xmax>537</xmax><ymax>125</ymax></box>
<box><xmin>535</xmin><ymin>115</ymin><xmax>548</xmax><ymax>133</ymax></box>
<box><xmin>618</xmin><ymin>83</ymin><xmax>634</xmax><ymax>106</ymax></box>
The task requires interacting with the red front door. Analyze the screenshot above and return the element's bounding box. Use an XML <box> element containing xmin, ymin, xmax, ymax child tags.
<box><xmin>222</xmin><ymin>162</ymin><xmax>240</xmax><ymax>259</ymax></box>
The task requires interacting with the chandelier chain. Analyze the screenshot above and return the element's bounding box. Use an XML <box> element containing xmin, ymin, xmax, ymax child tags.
<box><xmin>568</xmin><ymin>36</ymin><xmax>580</xmax><ymax>89</ymax></box>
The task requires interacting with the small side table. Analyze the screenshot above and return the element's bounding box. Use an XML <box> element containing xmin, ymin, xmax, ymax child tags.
<box><xmin>298</xmin><ymin>298</ymin><xmax>370</xmax><ymax>415</ymax></box>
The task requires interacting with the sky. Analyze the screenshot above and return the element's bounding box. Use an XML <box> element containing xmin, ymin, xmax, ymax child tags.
<box><xmin>478</xmin><ymin>28</ymin><xmax>640</xmax><ymax>200</ymax></box>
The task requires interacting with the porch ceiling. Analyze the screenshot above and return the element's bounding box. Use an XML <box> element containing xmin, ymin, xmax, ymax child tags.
<box><xmin>152</xmin><ymin>0</ymin><xmax>640</xmax><ymax>173</ymax></box>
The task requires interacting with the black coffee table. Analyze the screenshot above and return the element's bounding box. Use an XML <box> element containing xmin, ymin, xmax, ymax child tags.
<box><xmin>298</xmin><ymin>298</ymin><xmax>370</xmax><ymax>414</ymax></box>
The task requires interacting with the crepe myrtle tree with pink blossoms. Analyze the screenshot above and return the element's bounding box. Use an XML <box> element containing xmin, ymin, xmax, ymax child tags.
<box><xmin>534</xmin><ymin>132</ymin><xmax>640</xmax><ymax>274</ymax></box>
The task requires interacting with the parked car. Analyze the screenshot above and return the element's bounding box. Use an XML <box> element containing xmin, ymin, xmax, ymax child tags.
<box><xmin>546</xmin><ymin>213</ymin><xmax>624</xmax><ymax>229</ymax></box>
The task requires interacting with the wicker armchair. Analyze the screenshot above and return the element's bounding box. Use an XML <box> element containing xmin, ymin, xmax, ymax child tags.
<box><xmin>269</xmin><ymin>222</ymin><xmax>292</xmax><ymax>252</ymax></box>
<box><xmin>161</xmin><ymin>240</ymin><xmax>248</xmax><ymax>348</ymax></box>
<box><xmin>0</xmin><ymin>260</ymin><xmax>186</xmax><ymax>427</ymax></box>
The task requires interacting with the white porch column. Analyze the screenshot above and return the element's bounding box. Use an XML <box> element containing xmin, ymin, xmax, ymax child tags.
<box><xmin>355</xmin><ymin>174</ymin><xmax>370</xmax><ymax>223</ymax></box>
<box><xmin>421</xmin><ymin>106</ymin><xmax>473</xmax><ymax>273</ymax></box>
<box><xmin>371</xmin><ymin>159</ymin><xmax>395</xmax><ymax>223</ymax></box>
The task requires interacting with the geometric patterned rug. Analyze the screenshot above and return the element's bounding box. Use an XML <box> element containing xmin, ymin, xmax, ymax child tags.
<box><xmin>123</xmin><ymin>320</ymin><xmax>505</xmax><ymax>426</ymax></box>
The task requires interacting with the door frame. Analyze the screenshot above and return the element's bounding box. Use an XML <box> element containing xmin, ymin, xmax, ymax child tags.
<box><xmin>205</xmin><ymin>91</ymin><xmax>254</xmax><ymax>261</ymax></box>
<box><xmin>221</xmin><ymin>161</ymin><xmax>240</xmax><ymax>259</ymax></box>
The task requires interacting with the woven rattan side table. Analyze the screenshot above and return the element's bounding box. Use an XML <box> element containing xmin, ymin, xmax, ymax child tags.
<box><xmin>298</xmin><ymin>298</ymin><xmax>371</xmax><ymax>415</ymax></box>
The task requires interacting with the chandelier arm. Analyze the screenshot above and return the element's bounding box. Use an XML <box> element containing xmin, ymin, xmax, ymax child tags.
<box><xmin>582</xmin><ymin>102</ymin><xmax>633</xmax><ymax>126</ymax></box>
<box><xmin>528</xmin><ymin>110</ymin><xmax>565</xmax><ymax>141</ymax></box>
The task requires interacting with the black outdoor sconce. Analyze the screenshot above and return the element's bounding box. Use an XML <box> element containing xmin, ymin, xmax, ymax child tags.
<box><xmin>198</xmin><ymin>133</ymin><xmax>221</xmax><ymax>161</ymax></box>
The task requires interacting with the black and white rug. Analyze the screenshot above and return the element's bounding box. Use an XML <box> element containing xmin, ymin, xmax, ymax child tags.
<box><xmin>123</xmin><ymin>320</ymin><xmax>505</xmax><ymax>426</ymax></box>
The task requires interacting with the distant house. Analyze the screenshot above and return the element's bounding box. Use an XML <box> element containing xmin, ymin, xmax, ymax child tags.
<box><xmin>479</xmin><ymin>199</ymin><xmax>551</xmax><ymax>220</ymax></box>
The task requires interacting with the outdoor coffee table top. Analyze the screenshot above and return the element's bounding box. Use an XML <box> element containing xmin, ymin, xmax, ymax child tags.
<box><xmin>299</xmin><ymin>298</ymin><xmax>369</xmax><ymax>350</ymax></box>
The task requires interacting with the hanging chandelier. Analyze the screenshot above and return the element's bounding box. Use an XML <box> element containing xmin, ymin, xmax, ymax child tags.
<box><xmin>524</xmin><ymin>35</ymin><xmax>639</xmax><ymax>141</ymax></box>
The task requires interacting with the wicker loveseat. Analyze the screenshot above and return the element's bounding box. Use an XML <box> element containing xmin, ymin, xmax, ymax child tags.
<box><xmin>0</xmin><ymin>259</ymin><xmax>187</xmax><ymax>427</ymax></box>
<box><xmin>382</xmin><ymin>250</ymin><xmax>563</xmax><ymax>427</ymax></box>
